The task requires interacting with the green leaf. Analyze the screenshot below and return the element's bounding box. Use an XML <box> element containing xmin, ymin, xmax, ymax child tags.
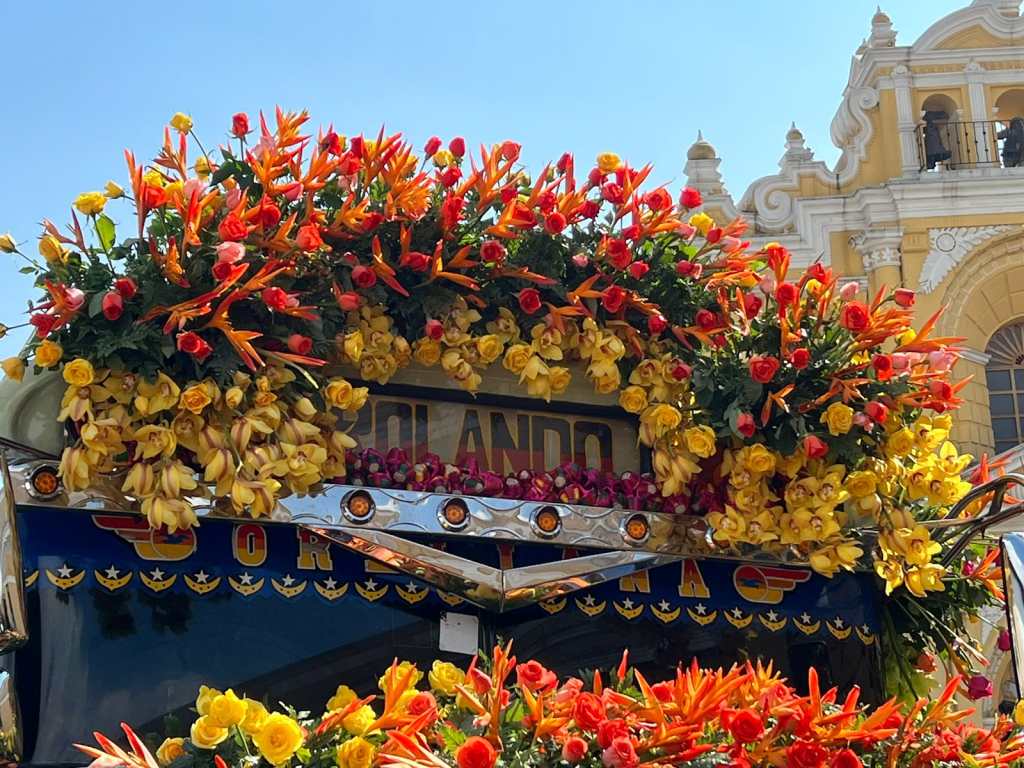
<box><xmin>96</xmin><ymin>215</ymin><xmax>116</xmax><ymax>252</ymax></box>
<box><xmin>88</xmin><ymin>290</ymin><xmax>105</xmax><ymax>318</ymax></box>
<box><xmin>437</xmin><ymin>723</ymin><xmax>468</xmax><ymax>751</ymax></box>
<box><xmin>210</xmin><ymin>160</ymin><xmax>237</xmax><ymax>187</ymax></box>
<box><xmin>18</xmin><ymin>266</ymin><xmax>36</xmax><ymax>274</ymax></box>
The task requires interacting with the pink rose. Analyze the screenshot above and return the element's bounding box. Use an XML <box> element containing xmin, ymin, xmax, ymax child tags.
<box><xmin>216</xmin><ymin>241</ymin><xmax>246</xmax><ymax>264</ymax></box>
<box><xmin>562</xmin><ymin>738</ymin><xmax>588</xmax><ymax>764</ymax></box>
<box><xmin>839</xmin><ymin>281</ymin><xmax>860</xmax><ymax>301</ymax></box>
<box><xmin>601</xmin><ymin>738</ymin><xmax>638</xmax><ymax>768</ymax></box>
<box><xmin>226</xmin><ymin>186</ymin><xmax>243</xmax><ymax>209</ymax></box>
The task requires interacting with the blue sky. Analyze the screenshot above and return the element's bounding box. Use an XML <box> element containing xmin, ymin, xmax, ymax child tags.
<box><xmin>0</xmin><ymin>0</ymin><xmax>962</xmax><ymax>359</ymax></box>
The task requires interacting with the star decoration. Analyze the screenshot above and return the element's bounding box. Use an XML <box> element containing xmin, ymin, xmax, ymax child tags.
<box><xmin>281</xmin><ymin>575</ymin><xmax>296</xmax><ymax>587</ymax></box>
<box><xmin>658</xmin><ymin>600</ymin><xmax>671</xmax><ymax>611</ymax></box>
<box><xmin>861</xmin><ymin>624</ymin><xmax>871</xmax><ymax>634</ymax></box>
<box><xmin>57</xmin><ymin>565</ymin><xmax>73</xmax><ymax>578</ymax></box>
<box><xmin>238</xmin><ymin>572</ymin><xmax>254</xmax><ymax>585</ymax></box>
<box><xmin>622</xmin><ymin>598</ymin><xmax>635</xmax><ymax>609</ymax></box>
<box><xmin>834</xmin><ymin>617</ymin><xmax>845</xmax><ymax>628</ymax></box>
<box><xmin>405</xmin><ymin>581</ymin><xmax>420</xmax><ymax>592</ymax></box>
<box><xmin>364</xmin><ymin>579</ymin><xmax>378</xmax><ymax>590</ymax></box>
<box><xmin>582</xmin><ymin>595</ymin><xmax>596</xmax><ymax>606</ymax></box>
<box><xmin>323</xmin><ymin>577</ymin><xmax>338</xmax><ymax>590</ymax></box>
<box><xmin>800</xmin><ymin>612</ymin><xmax>812</xmax><ymax>623</ymax></box>
<box><xmin>695</xmin><ymin>603</ymin><xmax>707</xmax><ymax>615</ymax></box>
<box><xmin>149</xmin><ymin>568</ymin><xmax>165</xmax><ymax>580</ymax></box>
<box><xmin>104</xmin><ymin>566</ymin><xmax>119</xmax><ymax>579</ymax></box>
<box><xmin>731</xmin><ymin>607</ymin><xmax>743</xmax><ymax>618</ymax></box>
<box><xmin>194</xmin><ymin>570</ymin><xmax>209</xmax><ymax>583</ymax></box>
<box><xmin>766</xmin><ymin>610</ymin><xmax>779</xmax><ymax>621</ymax></box>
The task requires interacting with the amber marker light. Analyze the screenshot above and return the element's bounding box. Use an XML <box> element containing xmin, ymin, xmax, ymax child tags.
<box><xmin>532</xmin><ymin>506</ymin><xmax>562</xmax><ymax>538</ymax></box>
<box><xmin>622</xmin><ymin>513</ymin><xmax>650</xmax><ymax>545</ymax></box>
<box><xmin>438</xmin><ymin>498</ymin><xmax>470</xmax><ymax>531</ymax></box>
<box><xmin>29</xmin><ymin>466</ymin><xmax>60</xmax><ymax>500</ymax></box>
<box><xmin>343</xmin><ymin>490</ymin><xmax>374</xmax><ymax>523</ymax></box>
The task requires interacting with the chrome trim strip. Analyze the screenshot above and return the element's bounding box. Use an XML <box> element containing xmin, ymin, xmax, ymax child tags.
<box><xmin>0</xmin><ymin>670</ymin><xmax>21</xmax><ymax>762</ymax></box>
<box><xmin>1002</xmin><ymin>533</ymin><xmax>1024</xmax><ymax>695</ymax></box>
<box><xmin>0</xmin><ymin>454</ymin><xmax>26</xmax><ymax>651</ymax></box>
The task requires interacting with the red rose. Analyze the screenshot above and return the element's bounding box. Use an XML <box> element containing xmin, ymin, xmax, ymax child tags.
<box><xmin>177</xmin><ymin>331</ymin><xmax>212</xmax><ymax>361</ymax></box>
<box><xmin>596</xmin><ymin>719</ymin><xmax>630</xmax><ymax>749</ymax></box>
<box><xmin>627</xmin><ymin>261</ymin><xmax>649</xmax><ymax>280</ymax></box>
<box><xmin>425</xmin><ymin>319</ymin><xmax>444</xmax><ymax>340</ymax></box>
<box><xmin>706</xmin><ymin>227</ymin><xmax>723</xmax><ymax>244</ymax></box>
<box><xmin>480</xmin><ymin>240</ymin><xmax>506</xmax><ymax>264</ymax></box>
<box><xmin>602</xmin><ymin>285</ymin><xmax>628</xmax><ymax>314</ymax></box>
<box><xmin>676</xmin><ymin>260</ymin><xmax>699</xmax><ymax>277</ymax></box>
<box><xmin>573</xmin><ymin>692</ymin><xmax>606</xmax><ymax>730</ymax></box>
<box><xmin>807</xmin><ymin>262</ymin><xmax>828</xmax><ymax>282</ymax></box>
<box><xmin>295</xmin><ymin>224</ymin><xmax>324</xmax><ymax>252</ymax></box>
<box><xmin>231</xmin><ymin>112</ymin><xmax>250</xmax><ymax>138</ymax></box>
<box><xmin>803</xmin><ymin>435</ymin><xmax>829</xmax><ymax>460</ymax></box>
<box><xmin>254</xmin><ymin>197</ymin><xmax>282</xmax><ymax>230</ymax></box>
<box><xmin>648</xmin><ymin>313</ymin><xmax>667</xmax><ymax>335</ymax></box>
<box><xmin>142</xmin><ymin>184</ymin><xmax>166</xmax><ymax>210</ymax></box>
<box><xmin>786</xmin><ymin>740</ymin><xmax>828</xmax><ymax>768</ymax></box>
<box><xmin>830</xmin><ymin>749</ymin><xmax>862</xmax><ymax>768</ymax></box>
<box><xmin>352</xmin><ymin>265</ymin><xmax>377</xmax><ymax>289</ymax></box>
<box><xmin>212</xmin><ymin>261</ymin><xmax>236</xmax><ymax>282</ymax></box>
<box><xmin>743</xmin><ymin>293</ymin><xmax>763</xmax><ymax>318</ymax></box>
<box><xmin>790</xmin><ymin>347</ymin><xmax>810</xmax><ymax>369</ymax></box>
<box><xmin>537</xmin><ymin>191</ymin><xmax>558</xmax><ymax>214</ymax></box>
<box><xmin>872</xmin><ymin>354</ymin><xmax>893</xmax><ymax>381</ymax></box>
<box><xmin>557</xmin><ymin>152</ymin><xmax>572</xmax><ymax>173</ymax></box>
<box><xmin>736</xmin><ymin>412</ymin><xmax>756</xmax><ymax>438</ymax></box>
<box><xmin>775</xmin><ymin>282</ymin><xmax>798</xmax><ymax>307</ymax></box>
<box><xmin>114</xmin><ymin>277</ymin><xmax>137</xmax><ymax>299</ymax></box>
<box><xmin>349</xmin><ymin>136</ymin><xmax>365</xmax><ymax>157</ymax></box>
<box><xmin>516</xmin><ymin>660</ymin><xmax>557</xmax><ymax>692</ymax></box>
<box><xmin>679</xmin><ymin>187</ymin><xmax>702</xmax><ymax>209</ymax></box>
<box><xmin>218</xmin><ymin>213</ymin><xmax>248</xmax><ymax>242</ymax></box>
<box><xmin>562</xmin><ymin>737</ymin><xmax>589</xmax><ymax>763</ymax></box>
<box><xmin>864</xmin><ymin>401</ymin><xmax>889</xmax><ymax>423</ymax></box>
<box><xmin>727</xmin><ymin>709</ymin><xmax>764</xmax><ymax>743</ymax></box>
<box><xmin>500</xmin><ymin>140</ymin><xmax>521</xmax><ymax>161</ymax></box>
<box><xmin>748</xmin><ymin>355</ymin><xmax>780</xmax><ymax>384</ymax></box>
<box><xmin>441</xmin><ymin>194</ymin><xmax>465</xmax><ymax>227</ymax></box>
<box><xmin>449</xmin><ymin>136</ymin><xmax>466</xmax><ymax>157</ymax></box>
<box><xmin>545</xmin><ymin>212</ymin><xmax>567</xmax><ymax>234</ymax></box>
<box><xmin>361</xmin><ymin>212</ymin><xmax>384</xmax><ymax>232</ymax></box>
<box><xmin>518</xmin><ymin>288</ymin><xmax>542</xmax><ymax>315</ymax></box>
<box><xmin>605</xmin><ymin>238</ymin><xmax>631</xmax><ymax>270</ymax></box>
<box><xmin>621</xmin><ymin>224</ymin><xmax>640</xmax><ymax>241</ymax></box>
<box><xmin>441</xmin><ymin>166</ymin><xmax>462</xmax><ymax>187</ymax></box>
<box><xmin>601</xmin><ymin>737</ymin><xmax>638</xmax><ymax>768</ymax></box>
<box><xmin>424</xmin><ymin>136</ymin><xmax>441</xmax><ymax>156</ymax></box>
<box><xmin>262</xmin><ymin>286</ymin><xmax>296</xmax><ymax>311</ymax></box>
<box><xmin>406</xmin><ymin>251</ymin><xmax>431</xmax><ymax>272</ymax></box>
<box><xmin>455</xmin><ymin>737</ymin><xmax>496</xmax><ymax>768</ymax></box>
<box><xmin>651</xmin><ymin>682</ymin><xmax>673</xmax><ymax>702</ymax></box>
<box><xmin>101</xmin><ymin>291</ymin><xmax>123</xmax><ymax>321</ymax></box>
<box><xmin>579</xmin><ymin>200</ymin><xmax>600</xmax><ymax>219</ymax></box>
<box><xmin>500</xmin><ymin>185</ymin><xmax>519</xmax><ymax>204</ymax></box>
<box><xmin>336</xmin><ymin>291</ymin><xmax>361</xmax><ymax>312</ymax></box>
<box><xmin>601</xmin><ymin>182</ymin><xmax>625</xmax><ymax>204</ymax></box>
<box><xmin>644</xmin><ymin>188</ymin><xmax>672</xmax><ymax>211</ymax></box>
<box><xmin>695</xmin><ymin>309</ymin><xmax>718</xmax><ymax>330</ymax></box>
<box><xmin>929</xmin><ymin>379</ymin><xmax>953</xmax><ymax>400</ymax></box>
<box><xmin>287</xmin><ymin>334</ymin><xmax>312</xmax><ymax>355</ymax></box>
<box><xmin>894</xmin><ymin>288</ymin><xmax>916</xmax><ymax>308</ymax></box>
<box><xmin>840</xmin><ymin>301</ymin><xmax>870</xmax><ymax>333</ymax></box>
<box><xmin>407</xmin><ymin>691</ymin><xmax>437</xmax><ymax>722</ymax></box>
<box><xmin>670</xmin><ymin>361</ymin><xmax>692</xmax><ymax>380</ymax></box>
<box><xmin>30</xmin><ymin>313</ymin><xmax>57</xmax><ymax>338</ymax></box>
<box><xmin>587</xmin><ymin>168</ymin><xmax>605</xmax><ymax>187</ymax></box>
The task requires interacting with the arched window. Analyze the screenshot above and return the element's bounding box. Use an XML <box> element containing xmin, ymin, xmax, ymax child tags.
<box><xmin>986</xmin><ymin>321</ymin><xmax>1024</xmax><ymax>453</ymax></box>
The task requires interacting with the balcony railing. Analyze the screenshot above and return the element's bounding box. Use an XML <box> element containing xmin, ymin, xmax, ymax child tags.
<box><xmin>918</xmin><ymin>119</ymin><xmax>1024</xmax><ymax>171</ymax></box>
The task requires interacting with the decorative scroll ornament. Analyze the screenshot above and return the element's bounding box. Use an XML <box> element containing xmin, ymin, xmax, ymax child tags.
<box><xmin>919</xmin><ymin>226</ymin><xmax>1017</xmax><ymax>293</ymax></box>
<box><xmin>849</xmin><ymin>230</ymin><xmax>902</xmax><ymax>273</ymax></box>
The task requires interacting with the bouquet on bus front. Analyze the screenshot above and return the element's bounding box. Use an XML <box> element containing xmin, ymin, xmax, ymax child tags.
<box><xmin>78</xmin><ymin>644</ymin><xmax>1024</xmax><ymax>768</ymax></box>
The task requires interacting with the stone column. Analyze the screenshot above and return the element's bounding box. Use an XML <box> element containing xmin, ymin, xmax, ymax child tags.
<box><xmin>965</xmin><ymin>60</ymin><xmax>995</xmax><ymax>165</ymax></box>
<box><xmin>850</xmin><ymin>228</ymin><xmax>904</xmax><ymax>298</ymax></box>
<box><xmin>893</xmin><ymin>65</ymin><xmax>921</xmax><ymax>176</ymax></box>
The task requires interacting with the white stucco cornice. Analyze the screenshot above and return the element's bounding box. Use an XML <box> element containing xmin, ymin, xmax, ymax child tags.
<box><xmin>913</xmin><ymin>1</ymin><xmax>1024</xmax><ymax>53</ymax></box>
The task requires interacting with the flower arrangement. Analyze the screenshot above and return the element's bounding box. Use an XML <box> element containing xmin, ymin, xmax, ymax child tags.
<box><xmin>0</xmin><ymin>109</ymin><xmax>996</xmax><ymax>692</ymax></box>
<box><xmin>78</xmin><ymin>644</ymin><xmax>1024</xmax><ymax>768</ymax></box>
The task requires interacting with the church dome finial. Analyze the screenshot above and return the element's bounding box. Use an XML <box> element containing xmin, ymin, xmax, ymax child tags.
<box><xmin>687</xmin><ymin>131</ymin><xmax>717</xmax><ymax>160</ymax></box>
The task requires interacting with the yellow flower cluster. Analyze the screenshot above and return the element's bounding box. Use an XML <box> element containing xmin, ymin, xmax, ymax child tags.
<box><xmin>55</xmin><ymin>358</ymin><xmax>367</xmax><ymax>531</ymax></box>
<box><xmin>337</xmin><ymin>305</ymin><xmax>410</xmax><ymax>385</ymax></box>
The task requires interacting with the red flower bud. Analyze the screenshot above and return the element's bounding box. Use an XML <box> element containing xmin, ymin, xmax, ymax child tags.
<box><xmin>218</xmin><ymin>212</ymin><xmax>248</xmax><ymax>242</ymax></box>
<box><xmin>425</xmin><ymin>319</ymin><xmax>444</xmax><ymax>341</ymax></box>
<box><xmin>423</xmin><ymin>136</ymin><xmax>442</xmax><ymax>156</ymax></box>
<box><xmin>807</xmin><ymin>262</ymin><xmax>828</xmax><ymax>282</ymax></box>
<box><xmin>627</xmin><ymin>261</ymin><xmax>649</xmax><ymax>280</ymax></box>
<box><xmin>352</xmin><ymin>265</ymin><xmax>377</xmax><ymax>289</ymax></box>
<box><xmin>579</xmin><ymin>200</ymin><xmax>600</xmax><ymax>219</ymax></box>
<box><xmin>601</xmin><ymin>182</ymin><xmax>625</xmax><ymax>204</ymax></box>
<box><xmin>480</xmin><ymin>240</ymin><xmax>507</xmax><ymax>264</ymax></box>
<box><xmin>648</xmin><ymin>313</ymin><xmax>667</xmax><ymax>335</ymax></box>
<box><xmin>748</xmin><ymin>355</ymin><xmax>780</xmax><ymax>384</ymax></box>
<box><xmin>679</xmin><ymin>187</ymin><xmax>702</xmax><ymax>209</ymax></box>
<box><xmin>500</xmin><ymin>140</ymin><xmax>521</xmax><ymax>161</ymax></box>
<box><xmin>803</xmin><ymin>435</ymin><xmax>829</xmax><ymax>459</ymax></box>
<box><xmin>336</xmin><ymin>291</ymin><xmax>361</xmax><ymax>312</ymax></box>
<box><xmin>840</xmin><ymin>301</ymin><xmax>870</xmax><ymax>333</ymax></box>
<box><xmin>790</xmin><ymin>347</ymin><xmax>810</xmax><ymax>369</ymax></box>
<box><xmin>601</xmin><ymin>285</ymin><xmax>628</xmax><ymax>314</ymax></box>
<box><xmin>114</xmin><ymin>277</ymin><xmax>137</xmax><ymax>299</ymax></box>
<box><xmin>736</xmin><ymin>412</ymin><xmax>756</xmax><ymax>438</ymax></box>
<box><xmin>544</xmin><ymin>212</ymin><xmax>567</xmax><ymax>234</ymax></box>
<box><xmin>101</xmin><ymin>291</ymin><xmax>123</xmax><ymax>321</ymax></box>
<box><xmin>864</xmin><ymin>401</ymin><xmax>889</xmax><ymax>424</ymax></box>
<box><xmin>670</xmin><ymin>361</ymin><xmax>692</xmax><ymax>381</ymax></box>
<box><xmin>295</xmin><ymin>223</ymin><xmax>324</xmax><ymax>252</ymax></box>
<box><xmin>518</xmin><ymin>288</ymin><xmax>542</xmax><ymax>315</ymax></box>
<box><xmin>706</xmin><ymin>227</ymin><xmax>723</xmax><ymax>244</ymax></box>
<box><xmin>448</xmin><ymin>136</ymin><xmax>466</xmax><ymax>157</ymax></box>
<box><xmin>231</xmin><ymin>112</ymin><xmax>250</xmax><ymax>138</ymax></box>
<box><xmin>440</xmin><ymin>166</ymin><xmax>462</xmax><ymax>187</ymax></box>
<box><xmin>743</xmin><ymin>292</ymin><xmax>762</xmax><ymax>318</ymax></box>
<box><xmin>894</xmin><ymin>288</ymin><xmax>916</xmax><ymax>308</ymax></box>
<box><xmin>176</xmin><ymin>331</ymin><xmax>212</xmax><ymax>361</ymax></box>
<box><xmin>644</xmin><ymin>188</ymin><xmax>672</xmax><ymax>211</ymax></box>
<box><xmin>287</xmin><ymin>334</ymin><xmax>312</xmax><ymax>355</ymax></box>
<box><xmin>775</xmin><ymin>282</ymin><xmax>798</xmax><ymax>307</ymax></box>
<box><xmin>695</xmin><ymin>309</ymin><xmax>718</xmax><ymax>330</ymax></box>
<box><xmin>872</xmin><ymin>354</ymin><xmax>894</xmax><ymax>381</ymax></box>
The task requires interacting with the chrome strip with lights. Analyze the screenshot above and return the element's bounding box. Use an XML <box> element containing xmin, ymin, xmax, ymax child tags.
<box><xmin>1002</xmin><ymin>533</ymin><xmax>1024</xmax><ymax>695</ymax></box>
<box><xmin>0</xmin><ymin>456</ymin><xmax>26</xmax><ymax>651</ymax></box>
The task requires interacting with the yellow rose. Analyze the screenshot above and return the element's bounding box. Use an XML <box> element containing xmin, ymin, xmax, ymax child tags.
<box><xmin>549</xmin><ymin>366</ymin><xmax>571</xmax><ymax>395</ymax></box>
<box><xmin>683</xmin><ymin>425</ymin><xmax>717</xmax><ymax>459</ymax></box>
<box><xmin>63</xmin><ymin>358</ymin><xmax>95</xmax><ymax>387</ymax></box>
<box><xmin>336</xmin><ymin>736</ymin><xmax>376</xmax><ymax>768</ymax></box>
<box><xmin>593</xmin><ymin>370</ymin><xmax>620</xmax><ymax>394</ymax></box>
<box><xmin>886</xmin><ymin>427</ymin><xmax>915</xmax><ymax>457</ymax></box>
<box><xmin>156</xmin><ymin>737</ymin><xmax>185</xmax><ymax>766</ymax></box>
<box><xmin>326</xmin><ymin>684</ymin><xmax>357</xmax><ymax>712</ymax></box>
<box><xmin>325</xmin><ymin>378</ymin><xmax>355</xmax><ymax>409</ymax></box>
<box><xmin>194</xmin><ymin>156</ymin><xmax>211</xmax><ymax>178</ymax></box>
<box><xmin>744</xmin><ymin>444</ymin><xmax>776</xmax><ymax>475</ymax></box>
<box><xmin>38</xmin><ymin>234</ymin><xmax>67</xmax><ymax>263</ymax></box>
<box><xmin>596</xmin><ymin>152</ymin><xmax>622</xmax><ymax>172</ymax></box>
<box><xmin>413</xmin><ymin>338</ymin><xmax>442</xmax><ymax>366</ymax></box>
<box><xmin>1014</xmin><ymin>699</ymin><xmax>1024</xmax><ymax>728</ymax></box>
<box><xmin>253</xmin><ymin>713</ymin><xmax>304</xmax><ymax>766</ymax></box>
<box><xmin>223</xmin><ymin>386</ymin><xmax>243</xmax><ymax>409</ymax></box>
<box><xmin>342</xmin><ymin>330</ymin><xmax>364</xmax><ymax>362</ymax></box>
<box><xmin>432</xmin><ymin>149</ymin><xmax>455</xmax><ymax>168</ymax></box>
<box><xmin>34</xmin><ymin>340</ymin><xmax>62</xmax><ymax>368</ymax></box>
<box><xmin>207</xmin><ymin>688</ymin><xmax>247</xmax><ymax>728</ymax></box>
<box><xmin>0</xmin><ymin>233</ymin><xmax>16</xmax><ymax>253</ymax></box>
<box><xmin>73</xmin><ymin>191</ymin><xmax>107</xmax><ymax>216</ymax></box>
<box><xmin>618</xmin><ymin>385</ymin><xmax>648</xmax><ymax>414</ymax></box>
<box><xmin>189</xmin><ymin>716</ymin><xmax>229</xmax><ymax>750</ymax></box>
<box><xmin>476</xmin><ymin>334</ymin><xmax>504</xmax><ymax>365</ymax></box>
<box><xmin>845</xmin><ymin>471</ymin><xmax>877</xmax><ymax>499</ymax></box>
<box><xmin>143</xmin><ymin>169</ymin><xmax>166</xmax><ymax>188</ymax></box>
<box><xmin>240</xmin><ymin>699</ymin><xmax>269</xmax><ymax>735</ymax></box>
<box><xmin>642</xmin><ymin>404</ymin><xmax>682</xmax><ymax>438</ymax></box>
<box><xmin>180</xmin><ymin>384</ymin><xmax>213</xmax><ymax>415</ymax></box>
<box><xmin>170</xmin><ymin>112</ymin><xmax>194</xmax><ymax>133</ymax></box>
<box><xmin>428</xmin><ymin>660</ymin><xmax>465</xmax><ymax>696</ymax></box>
<box><xmin>821</xmin><ymin>402</ymin><xmax>854</xmax><ymax>436</ymax></box>
<box><xmin>195</xmin><ymin>685</ymin><xmax>221</xmax><ymax>716</ymax></box>
<box><xmin>2</xmin><ymin>358</ymin><xmax>24</xmax><ymax>382</ymax></box>
<box><xmin>104</xmin><ymin>181</ymin><xmax>124</xmax><ymax>199</ymax></box>
<box><xmin>379</xmin><ymin>660</ymin><xmax>423</xmax><ymax>692</ymax></box>
<box><xmin>502</xmin><ymin>343</ymin><xmax>532</xmax><ymax>375</ymax></box>
<box><xmin>689</xmin><ymin>212</ymin><xmax>714</xmax><ymax>236</ymax></box>
<box><xmin>342</xmin><ymin>705</ymin><xmax>375</xmax><ymax>736</ymax></box>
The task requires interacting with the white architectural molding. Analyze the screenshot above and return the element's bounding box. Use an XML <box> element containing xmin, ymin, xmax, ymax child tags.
<box><xmin>960</xmin><ymin>346</ymin><xmax>993</xmax><ymax>365</ymax></box>
<box><xmin>850</xmin><ymin>228</ymin><xmax>904</xmax><ymax>272</ymax></box>
<box><xmin>914</xmin><ymin>0</ymin><xmax>1024</xmax><ymax>53</ymax></box>
<box><xmin>919</xmin><ymin>225</ymin><xmax>1018</xmax><ymax>293</ymax></box>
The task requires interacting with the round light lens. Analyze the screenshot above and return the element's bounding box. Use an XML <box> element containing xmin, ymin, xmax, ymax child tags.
<box><xmin>533</xmin><ymin>506</ymin><xmax>562</xmax><ymax>538</ymax></box>
<box><xmin>439</xmin><ymin>498</ymin><xmax>470</xmax><ymax>531</ymax></box>
<box><xmin>622</xmin><ymin>513</ymin><xmax>650</xmax><ymax>545</ymax></box>
<box><xmin>343</xmin><ymin>490</ymin><xmax>374</xmax><ymax>522</ymax></box>
<box><xmin>29</xmin><ymin>467</ymin><xmax>60</xmax><ymax>499</ymax></box>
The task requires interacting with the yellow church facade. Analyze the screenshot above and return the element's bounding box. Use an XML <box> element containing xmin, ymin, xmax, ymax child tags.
<box><xmin>686</xmin><ymin>0</ymin><xmax>1024</xmax><ymax>465</ymax></box>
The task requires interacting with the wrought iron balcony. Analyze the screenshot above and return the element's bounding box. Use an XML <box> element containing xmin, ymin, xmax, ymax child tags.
<box><xmin>918</xmin><ymin>119</ymin><xmax>1024</xmax><ymax>171</ymax></box>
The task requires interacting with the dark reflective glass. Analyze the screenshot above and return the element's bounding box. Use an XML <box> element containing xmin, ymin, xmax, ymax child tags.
<box><xmin>987</xmin><ymin>368</ymin><xmax>1012</xmax><ymax>391</ymax></box>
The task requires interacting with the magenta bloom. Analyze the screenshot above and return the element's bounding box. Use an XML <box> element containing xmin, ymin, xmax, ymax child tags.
<box><xmin>966</xmin><ymin>675</ymin><xmax>993</xmax><ymax>700</ymax></box>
